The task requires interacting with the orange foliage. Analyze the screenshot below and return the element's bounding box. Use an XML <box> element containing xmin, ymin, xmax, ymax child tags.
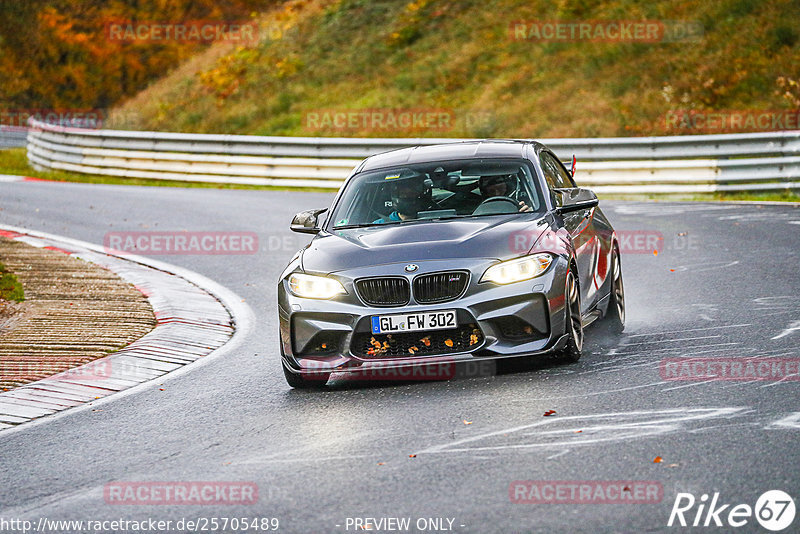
<box><xmin>0</xmin><ymin>0</ymin><xmax>279</xmax><ymax>116</ymax></box>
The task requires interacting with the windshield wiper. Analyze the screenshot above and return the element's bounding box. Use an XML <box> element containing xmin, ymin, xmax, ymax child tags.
<box><xmin>333</xmin><ymin>222</ymin><xmax>402</xmax><ymax>229</ymax></box>
<box><xmin>424</xmin><ymin>215</ymin><xmax>462</xmax><ymax>221</ymax></box>
<box><xmin>333</xmin><ymin>224</ymin><xmax>377</xmax><ymax>229</ymax></box>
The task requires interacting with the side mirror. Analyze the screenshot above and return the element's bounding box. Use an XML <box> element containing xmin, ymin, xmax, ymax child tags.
<box><xmin>290</xmin><ymin>208</ymin><xmax>328</xmax><ymax>234</ymax></box>
<box><xmin>555</xmin><ymin>188</ymin><xmax>599</xmax><ymax>214</ymax></box>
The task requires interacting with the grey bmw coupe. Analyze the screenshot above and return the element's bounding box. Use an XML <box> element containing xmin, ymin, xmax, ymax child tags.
<box><xmin>278</xmin><ymin>140</ymin><xmax>624</xmax><ymax>388</ymax></box>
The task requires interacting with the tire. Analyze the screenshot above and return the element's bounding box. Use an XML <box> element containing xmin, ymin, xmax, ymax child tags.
<box><xmin>282</xmin><ymin>362</ymin><xmax>330</xmax><ymax>388</ymax></box>
<box><xmin>603</xmin><ymin>249</ymin><xmax>625</xmax><ymax>334</ymax></box>
<box><xmin>557</xmin><ymin>269</ymin><xmax>583</xmax><ymax>363</ymax></box>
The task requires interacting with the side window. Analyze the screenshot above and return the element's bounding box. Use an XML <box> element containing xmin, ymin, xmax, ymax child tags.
<box><xmin>552</xmin><ymin>156</ymin><xmax>577</xmax><ymax>188</ymax></box>
<box><xmin>539</xmin><ymin>152</ymin><xmax>575</xmax><ymax>190</ymax></box>
<box><xmin>539</xmin><ymin>153</ymin><xmax>561</xmax><ymax>191</ymax></box>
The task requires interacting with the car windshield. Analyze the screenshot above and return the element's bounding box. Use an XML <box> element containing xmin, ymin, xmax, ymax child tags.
<box><xmin>329</xmin><ymin>159</ymin><xmax>544</xmax><ymax>229</ymax></box>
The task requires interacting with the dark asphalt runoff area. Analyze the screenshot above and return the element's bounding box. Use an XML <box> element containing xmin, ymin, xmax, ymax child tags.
<box><xmin>1</xmin><ymin>179</ymin><xmax>799</xmax><ymax>533</ymax></box>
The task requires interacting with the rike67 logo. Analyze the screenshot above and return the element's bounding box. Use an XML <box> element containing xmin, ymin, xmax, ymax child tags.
<box><xmin>668</xmin><ymin>490</ymin><xmax>795</xmax><ymax>531</ymax></box>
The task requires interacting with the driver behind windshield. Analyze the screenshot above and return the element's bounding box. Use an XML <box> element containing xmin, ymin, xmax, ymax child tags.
<box><xmin>478</xmin><ymin>173</ymin><xmax>532</xmax><ymax>212</ymax></box>
<box><xmin>373</xmin><ymin>171</ymin><xmax>435</xmax><ymax>223</ymax></box>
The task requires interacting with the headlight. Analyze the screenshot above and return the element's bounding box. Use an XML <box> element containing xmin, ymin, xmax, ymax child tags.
<box><xmin>288</xmin><ymin>273</ymin><xmax>346</xmax><ymax>299</ymax></box>
<box><xmin>480</xmin><ymin>253</ymin><xmax>553</xmax><ymax>285</ymax></box>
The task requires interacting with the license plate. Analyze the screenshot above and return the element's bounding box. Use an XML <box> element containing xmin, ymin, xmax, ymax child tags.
<box><xmin>371</xmin><ymin>310</ymin><xmax>457</xmax><ymax>334</ymax></box>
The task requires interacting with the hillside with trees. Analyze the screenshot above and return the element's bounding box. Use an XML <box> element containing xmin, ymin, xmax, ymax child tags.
<box><xmin>3</xmin><ymin>0</ymin><xmax>799</xmax><ymax>138</ymax></box>
<box><xmin>0</xmin><ymin>0</ymin><xmax>276</xmax><ymax>120</ymax></box>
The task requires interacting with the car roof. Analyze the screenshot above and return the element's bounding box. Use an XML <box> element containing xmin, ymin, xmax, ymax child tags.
<box><xmin>357</xmin><ymin>140</ymin><xmax>548</xmax><ymax>173</ymax></box>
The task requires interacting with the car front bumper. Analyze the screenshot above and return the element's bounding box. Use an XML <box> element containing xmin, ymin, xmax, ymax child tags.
<box><xmin>278</xmin><ymin>257</ymin><xmax>571</xmax><ymax>377</ymax></box>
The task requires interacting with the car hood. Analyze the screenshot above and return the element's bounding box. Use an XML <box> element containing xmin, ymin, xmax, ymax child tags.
<box><xmin>300</xmin><ymin>216</ymin><xmax>548</xmax><ymax>273</ymax></box>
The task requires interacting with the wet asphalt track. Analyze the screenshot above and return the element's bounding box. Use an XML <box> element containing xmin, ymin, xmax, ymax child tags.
<box><xmin>0</xmin><ymin>179</ymin><xmax>799</xmax><ymax>533</ymax></box>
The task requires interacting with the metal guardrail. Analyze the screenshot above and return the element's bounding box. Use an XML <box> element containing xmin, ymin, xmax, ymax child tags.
<box><xmin>26</xmin><ymin>119</ymin><xmax>800</xmax><ymax>193</ymax></box>
<box><xmin>1</xmin><ymin>127</ymin><xmax>29</xmax><ymax>149</ymax></box>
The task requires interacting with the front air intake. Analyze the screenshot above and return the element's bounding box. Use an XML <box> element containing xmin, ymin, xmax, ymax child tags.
<box><xmin>356</xmin><ymin>277</ymin><xmax>410</xmax><ymax>306</ymax></box>
<box><xmin>414</xmin><ymin>271</ymin><xmax>469</xmax><ymax>303</ymax></box>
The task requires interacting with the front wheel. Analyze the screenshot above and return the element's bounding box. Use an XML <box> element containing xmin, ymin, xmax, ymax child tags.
<box><xmin>557</xmin><ymin>270</ymin><xmax>583</xmax><ymax>363</ymax></box>
<box><xmin>282</xmin><ymin>363</ymin><xmax>330</xmax><ymax>388</ymax></box>
<box><xmin>603</xmin><ymin>249</ymin><xmax>625</xmax><ymax>334</ymax></box>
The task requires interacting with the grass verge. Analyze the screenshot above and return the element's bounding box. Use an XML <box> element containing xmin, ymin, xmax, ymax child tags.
<box><xmin>0</xmin><ymin>261</ymin><xmax>24</xmax><ymax>302</ymax></box>
<box><xmin>598</xmin><ymin>190</ymin><xmax>800</xmax><ymax>203</ymax></box>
